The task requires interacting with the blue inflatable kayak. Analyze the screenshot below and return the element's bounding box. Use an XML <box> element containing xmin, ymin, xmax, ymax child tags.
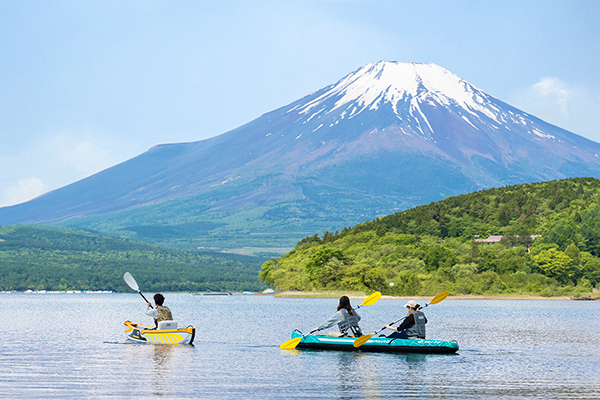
<box><xmin>291</xmin><ymin>331</ymin><xmax>458</xmax><ymax>354</ymax></box>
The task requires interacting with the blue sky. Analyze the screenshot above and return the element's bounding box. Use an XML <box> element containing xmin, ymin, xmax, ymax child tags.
<box><xmin>1</xmin><ymin>0</ymin><xmax>599</xmax><ymax>207</ymax></box>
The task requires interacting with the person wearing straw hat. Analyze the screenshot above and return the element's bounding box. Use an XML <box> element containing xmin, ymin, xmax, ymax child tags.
<box><xmin>384</xmin><ymin>299</ymin><xmax>427</xmax><ymax>339</ymax></box>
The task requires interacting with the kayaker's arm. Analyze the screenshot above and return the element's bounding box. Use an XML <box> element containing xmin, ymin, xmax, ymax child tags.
<box><xmin>312</xmin><ymin>310</ymin><xmax>345</xmax><ymax>333</ymax></box>
<box><xmin>386</xmin><ymin>314</ymin><xmax>416</xmax><ymax>332</ymax></box>
<box><xmin>145</xmin><ymin>303</ymin><xmax>158</xmax><ymax>318</ymax></box>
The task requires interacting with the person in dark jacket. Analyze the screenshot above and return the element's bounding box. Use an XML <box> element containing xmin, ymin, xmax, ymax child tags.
<box><xmin>385</xmin><ymin>299</ymin><xmax>427</xmax><ymax>339</ymax></box>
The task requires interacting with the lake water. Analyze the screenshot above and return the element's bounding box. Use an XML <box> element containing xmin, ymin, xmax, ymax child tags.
<box><xmin>2</xmin><ymin>293</ymin><xmax>599</xmax><ymax>399</ymax></box>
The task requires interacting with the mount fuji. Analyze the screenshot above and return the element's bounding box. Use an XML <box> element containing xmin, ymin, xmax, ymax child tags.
<box><xmin>3</xmin><ymin>61</ymin><xmax>600</xmax><ymax>250</ymax></box>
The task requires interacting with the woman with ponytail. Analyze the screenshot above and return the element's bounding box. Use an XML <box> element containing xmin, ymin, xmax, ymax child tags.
<box><xmin>309</xmin><ymin>296</ymin><xmax>363</xmax><ymax>337</ymax></box>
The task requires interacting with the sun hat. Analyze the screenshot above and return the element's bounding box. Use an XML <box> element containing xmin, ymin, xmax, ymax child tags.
<box><xmin>404</xmin><ymin>300</ymin><xmax>418</xmax><ymax>308</ymax></box>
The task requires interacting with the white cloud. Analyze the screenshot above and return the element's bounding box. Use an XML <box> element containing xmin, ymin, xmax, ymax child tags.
<box><xmin>530</xmin><ymin>77</ymin><xmax>571</xmax><ymax>117</ymax></box>
<box><xmin>511</xmin><ymin>78</ymin><xmax>600</xmax><ymax>142</ymax></box>
<box><xmin>3</xmin><ymin>177</ymin><xmax>46</xmax><ymax>207</ymax></box>
<box><xmin>0</xmin><ymin>129</ymin><xmax>131</xmax><ymax>208</ymax></box>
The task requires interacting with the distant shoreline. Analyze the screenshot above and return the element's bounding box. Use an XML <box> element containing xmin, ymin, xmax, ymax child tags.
<box><xmin>273</xmin><ymin>290</ymin><xmax>585</xmax><ymax>301</ymax></box>
<box><xmin>2</xmin><ymin>290</ymin><xmax>595</xmax><ymax>301</ymax></box>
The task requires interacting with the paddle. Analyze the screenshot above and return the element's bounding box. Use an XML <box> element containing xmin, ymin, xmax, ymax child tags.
<box><xmin>123</xmin><ymin>272</ymin><xmax>153</xmax><ymax>309</ymax></box>
<box><xmin>280</xmin><ymin>336</ymin><xmax>304</xmax><ymax>350</ymax></box>
<box><xmin>355</xmin><ymin>291</ymin><xmax>382</xmax><ymax>309</ymax></box>
<box><xmin>279</xmin><ymin>291</ymin><xmax>382</xmax><ymax>350</ymax></box>
<box><xmin>353</xmin><ymin>291</ymin><xmax>448</xmax><ymax>348</ymax></box>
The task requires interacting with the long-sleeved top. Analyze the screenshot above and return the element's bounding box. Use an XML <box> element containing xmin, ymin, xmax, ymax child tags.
<box><xmin>316</xmin><ymin>308</ymin><xmax>361</xmax><ymax>331</ymax></box>
<box><xmin>145</xmin><ymin>305</ymin><xmax>158</xmax><ymax>319</ymax></box>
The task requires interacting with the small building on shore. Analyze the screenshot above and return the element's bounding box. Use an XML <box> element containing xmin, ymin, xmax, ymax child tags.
<box><xmin>475</xmin><ymin>235</ymin><xmax>542</xmax><ymax>248</ymax></box>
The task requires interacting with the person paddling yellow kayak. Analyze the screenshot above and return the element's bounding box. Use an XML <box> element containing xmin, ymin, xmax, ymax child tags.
<box><xmin>145</xmin><ymin>293</ymin><xmax>173</xmax><ymax>328</ymax></box>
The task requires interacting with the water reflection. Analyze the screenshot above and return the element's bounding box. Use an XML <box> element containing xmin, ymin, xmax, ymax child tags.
<box><xmin>331</xmin><ymin>350</ymin><xmax>458</xmax><ymax>399</ymax></box>
<box><xmin>334</xmin><ymin>352</ymin><xmax>366</xmax><ymax>399</ymax></box>
<box><xmin>402</xmin><ymin>352</ymin><xmax>428</xmax><ymax>366</ymax></box>
<box><xmin>152</xmin><ymin>345</ymin><xmax>175</xmax><ymax>396</ymax></box>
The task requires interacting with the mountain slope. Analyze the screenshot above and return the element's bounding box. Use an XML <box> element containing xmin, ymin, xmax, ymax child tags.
<box><xmin>2</xmin><ymin>61</ymin><xmax>600</xmax><ymax>250</ymax></box>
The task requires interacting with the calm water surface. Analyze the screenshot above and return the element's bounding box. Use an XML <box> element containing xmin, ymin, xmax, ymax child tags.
<box><xmin>1</xmin><ymin>293</ymin><xmax>599</xmax><ymax>399</ymax></box>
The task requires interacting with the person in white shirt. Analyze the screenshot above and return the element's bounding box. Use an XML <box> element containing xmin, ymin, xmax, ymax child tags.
<box><xmin>145</xmin><ymin>293</ymin><xmax>173</xmax><ymax>328</ymax></box>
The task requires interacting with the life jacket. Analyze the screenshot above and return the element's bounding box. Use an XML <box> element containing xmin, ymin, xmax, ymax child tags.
<box><xmin>337</xmin><ymin>308</ymin><xmax>362</xmax><ymax>337</ymax></box>
<box><xmin>156</xmin><ymin>305</ymin><xmax>173</xmax><ymax>323</ymax></box>
<box><xmin>405</xmin><ymin>311</ymin><xmax>426</xmax><ymax>338</ymax></box>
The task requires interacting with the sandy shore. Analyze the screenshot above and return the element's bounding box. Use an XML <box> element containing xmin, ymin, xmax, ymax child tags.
<box><xmin>274</xmin><ymin>290</ymin><xmax>579</xmax><ymax>301</ymax></box>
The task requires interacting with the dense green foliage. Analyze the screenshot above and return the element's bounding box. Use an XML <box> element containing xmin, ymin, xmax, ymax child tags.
<box><xmin>0</xmin><ymin>225</ymin><xmax>266</xmax><ymax>292</ymax></box>
<box><xmin>260</xmin><ymin>178</ymin><xmax>600</xmax><ymax>297</ymax></box>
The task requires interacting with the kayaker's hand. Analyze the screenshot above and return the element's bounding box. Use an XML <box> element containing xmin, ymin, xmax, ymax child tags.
<box><xmin>385</xmin><ymin>324</ymin><xmax>394</xmax><ymax>330</ymax></box>
<box><xmin>147</xmin><ymin>301</ymin><xmax>151</xmax><ymax>307</ymax></box>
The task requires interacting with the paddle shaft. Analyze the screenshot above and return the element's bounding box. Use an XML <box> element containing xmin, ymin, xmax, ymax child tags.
<box><xmin>372</xmin><ymin>315</ymin><xmax>407</xmax><ymax>335</ymax></box>
<box><xmin>343</xmin><ymin>298</ymin><xmax>371</xmax><ymax>312</ymax></box>
<box><xmin>138</xmin><ymin>291</ymin><xmax>153</xmax><ymax>308</ymax></box>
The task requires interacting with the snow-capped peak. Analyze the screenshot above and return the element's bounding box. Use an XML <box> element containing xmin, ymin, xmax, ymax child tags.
<box><xmin>296</xmin><ymin>61</ymin><xmax>500</xmax><ymax>124</ymax></box>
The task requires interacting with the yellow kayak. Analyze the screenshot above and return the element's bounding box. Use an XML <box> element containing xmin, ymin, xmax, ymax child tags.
<box><xmin>124</xmin><ymin>321</ymin><xmax>196</xmax><ymax>345</ymax></box>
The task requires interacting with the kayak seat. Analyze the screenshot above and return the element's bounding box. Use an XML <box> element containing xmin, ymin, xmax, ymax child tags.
<box><xmin>157</xmin><ymin>320</ymin><xmax>178</xmax><ymax>330</ymax></box>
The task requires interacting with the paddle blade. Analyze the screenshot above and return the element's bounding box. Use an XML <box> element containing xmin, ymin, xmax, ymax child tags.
<box><xmin>428</xmin><ymin>291</ymin><xmax>448</xmax><ymax>305</ymax></box>
<box><xmin>353</xmin><ymin>334</ymin><xmax>373</xmax><ymax>348</ymax></box>
<box><xmin>361</xmin><ymin>291</ymin><xmax>382</xmax><ymax>307</ymax></box>
<box><xmin>123</xmin><ymin>272</ymin><xmax>139</xmax><ymax>291</ymax></box>
<box><xmin>280</xmin><ymin>337</ymin><xmax>302</xmax><ymax>350</ymax></box>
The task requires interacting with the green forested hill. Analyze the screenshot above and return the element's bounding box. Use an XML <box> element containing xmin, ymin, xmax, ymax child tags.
<box><xmin>0</xmin><ymin>225</ymin><xmax>266</xmax><ymax>292</ymax></box>
<box><xmin>259</xmin><ymin>178</ymin><xmax>600</xmax><ymax>297</ymax></box>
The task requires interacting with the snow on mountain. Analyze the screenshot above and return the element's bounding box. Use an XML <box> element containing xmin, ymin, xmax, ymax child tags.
<box><xmin>272</xmin><ymin>61</ymin><xmax>600</xmax><ymax>175</ymax></box>
<box><xmin>2</xmin><ymin>61</ymin><xmax>600</xmax><ymax>251</ymax></box>
<box><xmin>293</xmin><ymin>61</ymin><xmax>502</xmax><ymax>136</ymax></box>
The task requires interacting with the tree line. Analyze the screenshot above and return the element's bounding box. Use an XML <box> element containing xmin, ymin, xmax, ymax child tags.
<box><xmin>259</xmin><ymin>178</ymin><xmax>600</xmax><ymax>297</ymax></box>
<box><xmin>0</xmin><ymin>225</ymin><xmax>266</xmax><ymax>292</ymax></box>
